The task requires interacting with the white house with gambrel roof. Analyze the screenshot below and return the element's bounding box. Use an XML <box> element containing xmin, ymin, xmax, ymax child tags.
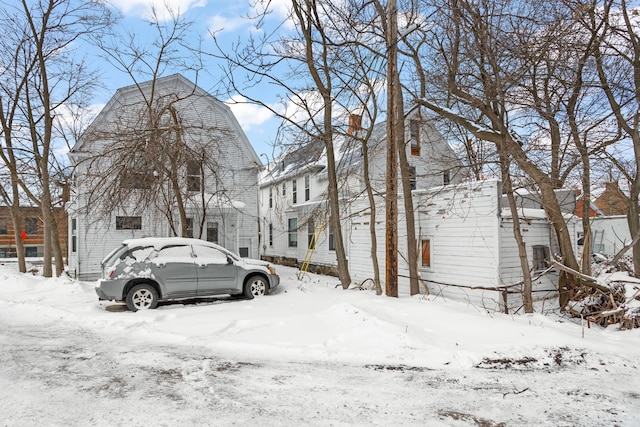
<box><xmin>258</xmin><ymin>107</ymin><xmax>467</xmax><ymax>275</ymax></box>
<box><xmin>68</xmin><ymin>74</ymin><xmax>262</xmax><ymax>280</ymax></box>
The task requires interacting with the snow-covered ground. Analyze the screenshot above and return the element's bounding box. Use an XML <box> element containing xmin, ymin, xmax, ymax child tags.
<box><xmin>1</xmin><ymin>264</ymin><xmax>639</xmax><ymax>426</ymax></box>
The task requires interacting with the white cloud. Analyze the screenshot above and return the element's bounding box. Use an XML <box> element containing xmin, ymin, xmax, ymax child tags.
<box><xmin>251</xmin><ymin>0</ymin><xmax>290</xmax><ymax>20</ymax></box>
<box><xmin>208</xmin><ymin>15</ymin><xmax>250</xmax><ymax>34</ymax></box>
<box><xmin>225</xmin><ymin>96</ymin><xmax>274</xmax><ymax>130</ymax></box>
<box><xmin>107</xmin><ymin>0</ymin><xmax>206</xmax><ymax>20</ymax></box>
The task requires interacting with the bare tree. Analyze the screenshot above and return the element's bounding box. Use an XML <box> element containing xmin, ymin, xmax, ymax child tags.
<box><xmin>410</xmin><ymin>0</ymin><xmax>588</xmax><ymax>307</ymax></box>
<box><xmin>211</xmin><ymin>0</ymin><xmax>354</xmax><ymax>288</ymax></box>
<box><xmin>79</xmin><ymin>7</ymin><xmax>240</xmax><ymax>238</ymax></box>
<box><xmin>578</xmin><ymin>0</ymin><xmax>640</xmax><ymax>275</ymax></box>
<box><xmin>0</xmin><ymin>0</ymin><xmax>111</xmax><ymax>276</ymax></box>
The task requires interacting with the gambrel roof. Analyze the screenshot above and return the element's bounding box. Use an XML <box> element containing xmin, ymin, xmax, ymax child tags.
<box><xmin>70</xmin><ymin>74</ymin><xmax>261</xmax><ymax>166</ymax></box>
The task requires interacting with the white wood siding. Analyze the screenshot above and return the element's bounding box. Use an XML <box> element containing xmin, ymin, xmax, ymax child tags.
<box><xmin>69</xmin><ymin>75</ymin><xmax>260</xmax><ymax>280</ymax></box>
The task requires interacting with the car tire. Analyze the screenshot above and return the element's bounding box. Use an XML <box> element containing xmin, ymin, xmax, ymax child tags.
<box><xmin>126</xmin><ymin>284</ymin><xmax>159</xmax><ymax>312</ymax></box>
<box><xmin>243</xmin><ymin>275</ymin><xmax>267</xmax><ymax>299</ymax></box>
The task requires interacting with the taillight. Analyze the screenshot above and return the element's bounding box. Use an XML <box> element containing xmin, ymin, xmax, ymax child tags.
<box><xmin>104</xmin><ymin>266</ymin><xmax>116</xmax><ymax>279</ymax></box>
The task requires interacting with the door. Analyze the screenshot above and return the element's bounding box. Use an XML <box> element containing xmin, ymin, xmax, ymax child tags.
<box><xmin>150</xmin><ymin>244</ymin><xmax>198</xmax><ymax>298</ymax></box>
<box><xmin>192</xmin><ymin>244</ymin><xmax>238</xmax><ymax>295</ymax></box>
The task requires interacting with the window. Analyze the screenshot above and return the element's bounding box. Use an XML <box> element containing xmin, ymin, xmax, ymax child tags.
<box><xmin>157</xmin><ymin>245</ymin><xmax>193</xmax><ymax>263</ymax></box>
<box><xmin>192</xmin><ymin>244</ymin><xmax>228</xmax><ymax>264</ymax></box>
<box><xmin>328</xmin><ymin>224</ymin><xmax>335</xmax><ymax>251</ymax></box>
<box><xmin>269</xmin><ymin>223</ymin><xmax>273</xmax><ymax>247</ymax></box>
<box><xmin>206</xmin><ymin>222</ymin><xmax>218</xmax><ymax>243</ymax></box>
<box><xmin>443</xmin><ymin>170</ymin><xmax>451</xmax><ymax>186</ymax></box>
<box><xmin>532</xmin><ymin>245</ymin><xmax>550</xmax><ymax>270</ymax></box>
<box><xmin>0</xmin><ymin>248</ymin><xmax>16</xmax><ymax>258</ymax></box>
<box><xmin>116</xmin><ymin>216</ymin><xmax>142</xmax><ymax>230</ymax></box>
<box><xmin>409</xmin><ymin>166</ymin><xmax>417</xmax><ymax>190</ymax></box>
<box><xmin>0</xmin><ymin>218</ymin><xmax>7</xmax><ymax>235</ymax></box>
<box><xmin>25</xmin><ymin>217</ymin><xmax>38</xmax><ymax>234</ymax></box>
<box><xmin>410</xmin><ymin>120</ymin><xmax>420</xmax><ymax>156</ymax></box>
<box><xmin>292</xmin><ymin>179</ymin><xmax>297</xmax><ymax>204</ymax></box>
<box><xmin>269</xmin><ymin>186</ymin><xmax>273</xmax><ymax>208</ymax></box>
<box><xmin>121</xmin><ymin>155</ymin><xmax>153</xmax><ymax>189</ymax></box>
<box><xmin>25</xmin><ymin>246</ymin><xmax>38</xmax><ymax>257</ymax></box>
<box><xmin>304</xmin><ymin>174</ymin><xmax>310</xmax><ymax>201</ymax></box>
<box><xmin>71</xmin><ymin>218</ymin><xmax>77</xmax><ymax>253</ymax></box>
<box><xmin>288</xmin><ymin>218</ymin><xmax>298</xmax><ymax>247</ymax></box>
<box><xmin>282</xmin><ymin>182</ymin><xmax>286</xmax><ymax>196</ymax></box>
<box><xmin>187</xmin><ymin>160</ymin><xmax>201</xmax><ymax>192</ymax></box>
<box><xmin>421</xmin><ymin>239</ymin><xmax>431</xmax><ymax>267</ymax></box>
<box><xmin>239</xmin><ymin>247</ymin><xmax>249</xmax><ymax>257</ymax></box>
<box><xmin>308</xmin><ymin>220</ymin><xmax>316</xmax><ymax>249</ymax></box>
<box><xmin>185</xmin><ymin>218</ymin><xmax>193</xmax><ymax>238</ymax></box>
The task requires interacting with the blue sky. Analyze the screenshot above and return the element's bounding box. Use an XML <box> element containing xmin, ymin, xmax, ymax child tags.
<box><xmin>92</xmin><ymin>0</ymin><xmax>291</xmax><ymax>159</ymax></box>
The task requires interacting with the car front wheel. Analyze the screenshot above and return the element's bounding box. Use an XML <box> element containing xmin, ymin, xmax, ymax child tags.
<box><xmin>126</xmin><ymin>284</ymin><xmax>159</xmax><ymax>312</ymax></box>
<box><xmin>244</xmin><ymin>275</ymin><xmax>267</xmax><ymax>299</ymax></box>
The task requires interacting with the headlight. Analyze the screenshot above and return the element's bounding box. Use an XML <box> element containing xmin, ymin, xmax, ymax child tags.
<box><xmin>268</xmin><ymin>265</ymin><xmax>276</xmax><ymax>275</ymax></box>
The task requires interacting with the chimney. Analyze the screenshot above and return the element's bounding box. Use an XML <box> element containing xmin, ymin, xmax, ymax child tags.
<box><xmin>348</xmin><ymin>114</ymin><xmax>362</xmax><ymax>136</ymax></box>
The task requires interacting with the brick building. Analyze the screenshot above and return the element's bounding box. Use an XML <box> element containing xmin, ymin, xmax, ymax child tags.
<box><xmin>0</xmin><ymin>207</ymin><xmax>68</xmax><ymax>259</ymax></box>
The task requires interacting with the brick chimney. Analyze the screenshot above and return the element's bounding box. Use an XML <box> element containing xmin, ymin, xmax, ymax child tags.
<box><xmin>348</xmin><ymin>114</ymin><xmax>362</xmax><ymax>136</ymax></box>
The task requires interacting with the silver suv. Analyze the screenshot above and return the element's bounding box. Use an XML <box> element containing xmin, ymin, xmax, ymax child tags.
<box><xmin>96</xmin><ymin>237</ymin><xmax>280</xmax><ymax>311</ymax></box>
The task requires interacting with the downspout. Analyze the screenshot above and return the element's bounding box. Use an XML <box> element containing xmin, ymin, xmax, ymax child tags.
<box><xmin>495</xmin><ymin>180</ymin><xmax>503</xmax><ymax>289</ymax></box>
<box><xmin>236</xmin><ymin>208</ymin><xmax>240</xmax><ymax>255</ymax></box>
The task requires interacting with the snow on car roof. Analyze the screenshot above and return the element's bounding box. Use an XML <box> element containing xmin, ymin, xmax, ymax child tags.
<box><xmin>122</xmin><ymin>237</ymin><xmax>228</xmax><ymax>252</ymax></box>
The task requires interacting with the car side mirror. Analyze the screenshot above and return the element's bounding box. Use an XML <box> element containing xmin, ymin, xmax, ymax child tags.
<box><xmin>227</xmin><ymin>256</ymin><xmax>234</xmax><ymax>265</ymax></box>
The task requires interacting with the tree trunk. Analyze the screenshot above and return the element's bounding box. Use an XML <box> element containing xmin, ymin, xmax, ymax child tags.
<box><xmin>41</xmin><ymin>190</ymin><xmax>53</xmax><ymax>277</ymax></box>
<box><xmin>500</xmin><ymin>151</ymin><xmax>533</xmax><ymax>313</ymax></box>
<box><xmin>627</xmin><ymin>189</ymin><xmax>640</xmax><ymax>275</ymax></box>
<box><xmin>361</xmin><ymin>138</ymin><xmax>382</xmax><ymax>295</ymax></box>
<box><xmin>11</xmin><ymin>209</ymin><xmax>26</xmax><ymax>273</ymax></box>
<box><xmin>385</xmin><ymin>0</ymin><xmax>399</xmax><ymax>297</ymax></box>
<box><xmin>325</xmin><ymin>121</ymin><xmax>352</xmax><ymax>289</ymax></box>
<box><xmin>397</xmin><ymin>112</ymin><xmax>419</xmax><ymax>296</ymax></box>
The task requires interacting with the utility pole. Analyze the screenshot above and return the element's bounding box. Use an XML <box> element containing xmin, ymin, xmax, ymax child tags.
<box><xmin>385</xmin><ymin>0</ymin><xmax>399</xmax><ymax>297</ymax></box>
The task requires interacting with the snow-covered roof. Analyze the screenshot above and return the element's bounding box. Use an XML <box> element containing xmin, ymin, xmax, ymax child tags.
<box><xmin>259</xmin><ymin>121</ymin><xmax>387</xmax><ymax>187</ymax></box>
<box><xmin>500</xmin><ymin>207</ymin><xmax>578</xmax><ymax>221</ymax></box>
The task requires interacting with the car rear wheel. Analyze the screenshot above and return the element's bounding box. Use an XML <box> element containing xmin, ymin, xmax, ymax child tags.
<box><xmin>126</xmin><ymin>284</ymin><xmax>159</xmax><ymax>312</ymax></box>
<box><xmin>243</xmin><ymin>275</ymin><xmax>267</xmax><ymax>299</ymax></box>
